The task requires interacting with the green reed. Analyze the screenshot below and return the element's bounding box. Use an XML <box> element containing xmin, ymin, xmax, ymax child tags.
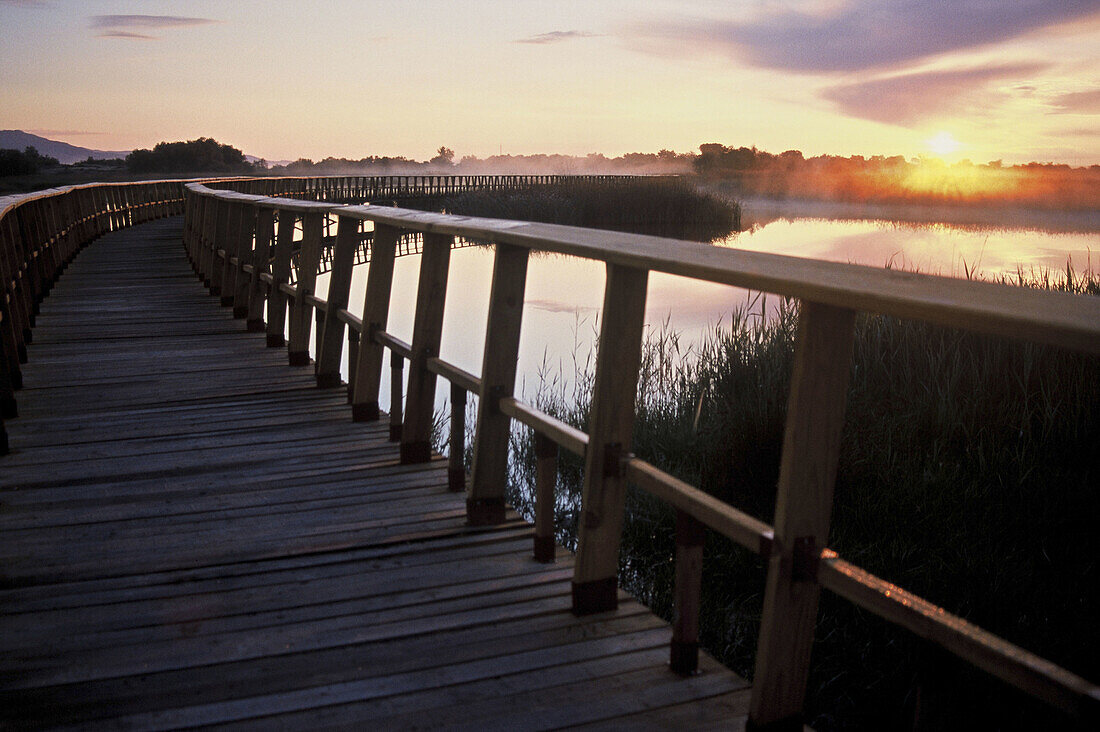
<box><xmin>499</xmin><ymin>268</ymin><xmax>1098</xmax><ymax>731</ymax></box>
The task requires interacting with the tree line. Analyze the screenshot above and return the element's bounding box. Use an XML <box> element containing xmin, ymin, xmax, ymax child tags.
<box><xmin>0</xmin><ymin>147</ymin><xmax>60</xmax><ymax>176</ymax></box>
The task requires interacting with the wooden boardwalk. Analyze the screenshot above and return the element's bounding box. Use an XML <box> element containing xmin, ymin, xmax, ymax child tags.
<box><xmin>0</xmin><ymin>218</ymin><xmax>751</xmax><ymax>729</ymax></box>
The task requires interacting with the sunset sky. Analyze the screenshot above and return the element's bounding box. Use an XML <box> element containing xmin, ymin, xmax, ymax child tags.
<box><xmin>2</xmin><ymin>0</ymin><xmax>1098</xmax><ymax>165</ymax></box>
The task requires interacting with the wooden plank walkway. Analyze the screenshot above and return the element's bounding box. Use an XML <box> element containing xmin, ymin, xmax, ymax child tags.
<box><xmin>0</xmin><ymin>218</ymin><xmax>752</xmax><ymax>729</ymax></box>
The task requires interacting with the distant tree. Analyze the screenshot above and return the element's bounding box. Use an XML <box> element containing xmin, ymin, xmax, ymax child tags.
<box><xmin>285</xmin><ymin>158</ymin><xmax>316</xmax><ymax>173</ymax></box>
<box><xmin>126</xmin><ymin>137</ymin><xmax>250</xmax><ymax>173</ymax></box>
<box><xmin>0</xmin><ymin>146</ymin><xmax>60</xmax><ymax>176</ymax></box>
<box><xmin>429</xmin><ymin>146</ymin><xmax>455</xmax><ymax>166</ymax></box>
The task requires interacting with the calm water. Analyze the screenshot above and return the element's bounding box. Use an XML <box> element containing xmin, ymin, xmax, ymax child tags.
<box><xmin>319</xmin><ymin>209</ymin><xmax>1098</xmax><ymax>411</ymax></box>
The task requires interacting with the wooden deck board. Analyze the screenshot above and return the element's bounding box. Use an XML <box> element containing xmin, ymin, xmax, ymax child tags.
<box><xmin>0</xmin><ymin>217</ymin><xmax>752</xmax><ymax>728</ymax></box>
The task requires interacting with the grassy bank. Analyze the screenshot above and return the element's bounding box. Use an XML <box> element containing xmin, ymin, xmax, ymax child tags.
<box><xmin>501</xmin><ymin>268</ymin><xmax>1098</xmax><ymax>731</ymax></box>
<box><xmin>404</xmin><ymin>177</ymin><xmax>741</xmax><ymax>241</ymax></box>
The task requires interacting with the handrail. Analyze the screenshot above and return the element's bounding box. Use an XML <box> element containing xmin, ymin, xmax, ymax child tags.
<box><xmin>180</xmin><ymin>178</ymin><xmax>1099</xmax><ymax>726</ymax></box>
<box><xmin>0</xmin><ymin>177</ymin><xmax>195</xmax><ymax>452</ymax></box>
<box><xmin>3</xmin><ymin>172</ymin><xmax>1083</xmax><ymax>727</ymax></box>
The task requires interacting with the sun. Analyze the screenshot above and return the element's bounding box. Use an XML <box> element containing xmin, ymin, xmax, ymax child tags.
<box><xmin>925</xmin><ymin>131</ymin><xmax>962</xmax><ymax>157</ymax></box>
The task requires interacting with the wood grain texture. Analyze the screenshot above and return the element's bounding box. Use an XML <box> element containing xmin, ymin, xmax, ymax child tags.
<box><xmin>400</xmin><ymin>231</ymin><xmax>451</xmax><ymax>463</ymax></box>
<box><xmin>286</xmin><ymin>211</ymin><xmax>323</xmax><ymax>364</ymax></box>
<box><xmin>350</xmin><ymin>223</ymin><xmax>397</xmax><ymax>418</ymax></box>
<box><xmin>468</xmin><ymin>243</ymin><xmax>528</xmax><ymax>522</ymax></box>
<box><xmin>0</xmin><ymin>216</ymin><xmax>750</xmax><ymax>728</ymax></box>
<box><xmin>572</xmin><ymin>264</ymin><xmax>648</xmax><ymax>612</ymax></box>
<box><xmin>314</xmin><ymin>215</ymin><xmax>358</xmax><ymax>387</ymax></box>
<box><xmin>749</xmin><ymin>301</ymin><xmax>856</xmax><ymax>728</ymax></box>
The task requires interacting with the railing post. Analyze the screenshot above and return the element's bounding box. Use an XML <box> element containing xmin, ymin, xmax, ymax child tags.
<box><xmin>571</xmin><ymin>264</ymin><xmax>649</xmax><ymax>614</ymax></box>
<box><xmin>246</xmin><ymin>206</ymin><xmax>274</xmax><ymax>333</ymax></box>
<box><xmin>534</xmin><ymin>433</ymin><xmax>558</xmax><ymax>563</ymax></box>
<box><xmin>209</xmin><ymin>198</ymin><xmax>229</xmax><ymax>296</ymax></box>
<box><xmin>287</xmin><ymin>211</ymin><xmax>324</xmax><ymax>366</ymax></box>
<box><xmin>748</xmin><ymin>301</ymin><xmax>856</xmax><ymax>731</ymax></box>
<box><xmin>266</xmin><ymin>208</ymin><xmax>295</xmax><ymax>348</ymax></box>
<box><xmin>220</xmin><ymin>201</ymin><xmax>243</xmax><ymax>308</ymax></box>
<box><xmin>197</xmin><ymin>195</ymin><xmax>215</xmax><ymax>286</ymax></box>
<box><xmin>350</xmin><ymin>224</ymin><xmax>398</xmax><ymax>421</ymax></box>
<box><xmin>315</xmin><ymin>214</ymin><xmax>360</xmax><ymax>388</ymax></box>
<box><xmin>400</xmin><ymin>231</ymin><xmax>451</xmax><ymax>464</ymax></box>
<box><xmin>448</xmin><ymin>383</ymin><xmax>467</xmax><ymax>491</ymax></box>
<box><xmin>347</xmin><ymin>330</ymin><xmax>359</xmax><ymax>401</ymax></box>
<box><xmin>389</xmin><ymin>350</ymin><xmax>404</xmax><ymax>441</ymax></box>
<box><xmin>232</xmin><ymin>203</ymin><xmax>256</xmax><ymax>318</ymax></box>
<box><xmin>670</xmin><ymin>510</ymin><xmax>705</xmax><ymax>675</ymax></box>
<box><xmin>467</xmin><ymin>243</ymin><xmax>529</xmax><ymax>523</ymax></box>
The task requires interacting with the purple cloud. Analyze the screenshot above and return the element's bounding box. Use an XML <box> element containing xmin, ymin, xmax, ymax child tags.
<box><xmin>1049</xmin><ymin>89</ymin><xmax>1100</xmax><ymax>114</ymax></box>
<box><xmin>97</xmin><ymin>30</ymin><xmax>158</xmax><ymax>41</ymax></box>
<box><xmin>821</xmin><ymin>62</ymin><xmax>1048</xmax><ymax>125</ymax></box>
<box><xmin>515</xmin><ymin>30</ymin><xmax>600</xmax><ymax>45</ymax></box>
<box><xmin>635</xmin><ymin>1</ymin><xmax>1097</xmax><ymax>73</ymax></box>
<box><xmin>91</xmin><ymin>14</ymin><xmax>217</xmax><ymax>40</ymax></box>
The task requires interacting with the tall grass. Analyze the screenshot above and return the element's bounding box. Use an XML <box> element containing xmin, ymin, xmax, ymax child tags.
<box><xmin>502</xmin><ymin>269</ymin><xmax>1098</xmax><ymax>731</ymax></box>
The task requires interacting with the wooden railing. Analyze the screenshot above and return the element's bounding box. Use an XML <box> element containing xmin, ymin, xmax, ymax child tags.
<box><xmin>205</xmin><ymin>173</ymin><xmax>663</xmax><ymax>202</ymax></box>
<box><xmin>181</xmin><ymin>179</ymin><xmax>1099</xmax><ymax>728</ymax></box>
<box><xmin>2</xmin><ymin>175</ymin><xmax>1097</xmax><ymax>728</ymax></box>
<box><xmin>0</xmin><ymin>174</ymin><xmax>609</xmax><ymax>450</ymax></box>
<box><xmin>0</xmin><ymin>180</ymin><xmax>188</xmax><ymax>451</ymax></box>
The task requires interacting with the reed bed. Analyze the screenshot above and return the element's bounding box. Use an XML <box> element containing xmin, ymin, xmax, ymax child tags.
<box><xmin>406</xmin><ymin>178</ymin><xmax>741</xmax><ymax>241</ymax></box>
<box><xmin>497</xmin><ymin>266</ymin><xmax>1098</xmax><ymax>731</ymax></box>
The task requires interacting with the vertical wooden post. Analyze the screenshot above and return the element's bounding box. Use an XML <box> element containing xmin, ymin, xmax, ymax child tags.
<box><xmin>232</xmin><ymin>204</ymin><xmax>256</xmax><ymax>318</ymax></box>
<box><xmin>246</xmin><ymin>206</ymin><xmax>274</xmax><ymax>332</ymax></box>
<box><xmin>389</xmin><ymin>351</ymin><xmax>404</xmax><ymax>441</ymax></box>
<box><xmin>670</xmin><ymin>510</ymin><xmax>705</xmax><ymax>675</ymax></box>
<box><xmin>748</xmin><ymin>301</ymin><xmax>856</xmax><ymax>731</ymax></box>
<box><xmin>209</xmin><ymin>198</ymin><xmax>229</xmax><ymax>297</ymax></box>
<box><xmin>220</xmin><ymin>201</ymin><xmax>241</xmax><ymax>307</ymax></box>
<box><xmin>287</xmin><ymin>211</ymin><xmax>323</xmax><ymax>366</ymax></box>
<box><xmin>347</xmin><ymin>330</ymin><xmax>359</xmax><ymax>402</ymax></box>
<box><xmin>315</xmin><ymin>215</ymin><xmax>360</xmax><ymax>388</ymax></box>
<box><xmin>468</xmin><ymin>243</ymin><xmax>529</xmax><ymax>523</ymax></box>
<box><xmin>198</xmin><ymin>195</ymin><xmax>216</xmax><ymax>288</ymax></box>
<box><xmin>534</xmin><ymin>433</ymin><xmax>558</xmax><ymax>563</ymax></box>
<box><xmin>448</xmin><ymin>382</ymin><xmax>467</xmax><ymax>492</ymax></box>
<box><xmin>266</xmin><ymin>208</ymin><xmax>296</xmax><ymax>348</ymax></box>
<box><xmin>571</xmin><ymin>264</ymin><xmax>649</xmax><ymax>614</ymax></box>
<box><xmin>400</xmin><ymin>232</ymin><xmax>451</xmax><ymax>464</ymax></box>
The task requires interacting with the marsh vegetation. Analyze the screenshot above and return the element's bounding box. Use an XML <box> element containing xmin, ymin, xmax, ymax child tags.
<box><xmin>407</xmin><ymin>177</ymin><xmax>741</xmax><ymax>241</ymax></box>
<box><xmin>489</xmin><ymin>267</ymin><xmax>1099</xmax><ymax>731</ymax></box>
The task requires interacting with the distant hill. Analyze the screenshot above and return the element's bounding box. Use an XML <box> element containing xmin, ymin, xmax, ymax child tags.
<box><xmin>0</xmin><ymin>130</ymin><xmax>130</xmax><ymax>164</ymax></box>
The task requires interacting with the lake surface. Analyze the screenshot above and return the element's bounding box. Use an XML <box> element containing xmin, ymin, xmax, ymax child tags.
<box><xmin>318</xmin><ymin>204</ymin><xmax>1098</xmax><ymax>412</ymax></box>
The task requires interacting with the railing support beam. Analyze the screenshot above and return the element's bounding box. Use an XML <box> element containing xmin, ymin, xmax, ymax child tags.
<box><xmin>571</xmin><ymin>263</ymin><xmax>648</xmax><ymax>614</ymax></box>
<box><xmin>287</xmin><ymin>212</ymin><xmax>323</xmax><ymax>366</ymax></box>
<box><xmin>468</xmin><ymin>243</ymin><xmax>528</xmax><ymax>524</ymax></box>
<box><xmin>266</xmin><ymin>209</ymin><xmax>295</xmax><ymax>348</ymax></box>
<box><xmin>351</xmin><ymin>224</ymin><xmax>398</xmax><ymax>420</ymax></box>
<box><xmin>748</xmin><ymin>301</ymin><xmax>856</xmax><ymax>731</ymax></box>
<box><xmin>246</xmin><ymin>207</ymin><xmax>273</xmax><ymax>332</ymax></box>
<box><xmin>316</xmin><ymin>215</ymin><xmax>359</xmax><ymax>387</ymax></box>
<box><xmin>400</xmin><ymin>232</ymin><xmax>451</xmax><ymax>463</ymax></box>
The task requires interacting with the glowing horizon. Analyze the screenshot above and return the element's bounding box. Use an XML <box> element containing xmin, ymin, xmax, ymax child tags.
<box><xmin>2</xmin><ymin>1</ymin><xmax>1098</xmax><ymax>166</ymax></box>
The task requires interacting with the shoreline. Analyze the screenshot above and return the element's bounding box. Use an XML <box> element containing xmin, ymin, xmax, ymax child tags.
<box><xmin>720</xmin><ymin>193</ymin><xmax>1100</xmax><ymax>234</ymax></box>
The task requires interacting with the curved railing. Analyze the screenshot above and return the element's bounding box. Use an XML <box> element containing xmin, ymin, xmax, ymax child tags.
<box><xmin>183</xmin><ymin>179</ymin><xmax>1098</xmax><ymax>728</ymax></box>
<box><xmin>0</xmin><ymin>174</ymin><xmax>643</xmax><ymax>450</ymax></box>
<box><xmin>0</xmin><ymin>179</ymin><xmax>189</xmax><ymax>450</ymax></box>
<box><xmin>2</xmin><ymin>174</ymin><xmax>1096</xmax><ymax>726</ymax></box>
